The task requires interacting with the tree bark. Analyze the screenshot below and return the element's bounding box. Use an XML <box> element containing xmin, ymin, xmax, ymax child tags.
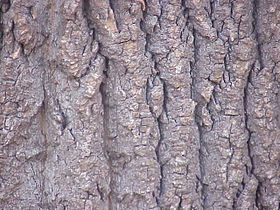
<box><xmin>0</xmin><ymin>0</ymin><xmax>279</xmax><ymax>209</ymax></box>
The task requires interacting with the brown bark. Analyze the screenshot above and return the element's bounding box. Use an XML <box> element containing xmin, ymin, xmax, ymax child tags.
<box><xmin>0</xmin><ymin>0</ymin><xmax>279</xmax><ymax>209</ymax></box>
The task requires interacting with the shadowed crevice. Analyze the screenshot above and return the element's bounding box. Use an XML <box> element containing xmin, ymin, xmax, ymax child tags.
<box><xmin>99</xmin><ymin>65</ymin><xmax>113</xmax><ymax>210</ymax></box>
<box><xmin>252</xmin><ymin>0</ymin><xmax>264</xmax><ymax>71</ymax></box>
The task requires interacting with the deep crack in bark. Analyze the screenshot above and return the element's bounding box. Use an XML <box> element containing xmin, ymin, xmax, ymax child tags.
<box><xmin>190</xmin><ymin>27</ymin><xmax>207</xmax><ymax>208</ymax></box>
<box><xmin>99</xmin><ymin>68</ymin><xmax>113</xmax><ymax>210</ymax></box>
<box><xmin>252</xmin><ymin>0</ymin><xmax>264</xmax><ymax>71</ymax></box>
<box><xmin>243</xmin><ymin>63</ymin><xmax>262</xmax><ymax>208</ymax></box>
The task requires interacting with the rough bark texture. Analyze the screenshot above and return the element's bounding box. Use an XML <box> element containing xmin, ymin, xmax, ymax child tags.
<box><xmin>0</xmin><ymin>0</ymin><xmax>279</xmax><ymax>209</ymax></box>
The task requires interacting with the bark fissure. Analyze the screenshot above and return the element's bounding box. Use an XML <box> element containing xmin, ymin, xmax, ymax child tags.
<box><xmin>194</xmin><ymin>104</ymin><xmax>207</xmax><ymax>209</ymax></box>
<box><xmin>190</xmin><ymin>28</ymin><xmax>198</xmax><ymax>100</ymax></box>
<box><xmin>190</xmin><ymin>28</ymin><xmax>207</xmax><ymax>208</ymax></box>
<box><xmin>243</xmin><ymin>63</ymin><xmax>262</xmax><ymax>208</ymax></box>
<box><xmin>108</xmin><ymin>0</ymin><xmax>120</xmax><ymax>33</ymax></box>
<box><xmin>0</xmin><ymin>11</ymin><xmax>3</xmax><ymax>49</ymax></box>
<box><xmin>155</xmin><ymin>116</ymin><xmax>164</xmax><ymax>201</ymax></box>
<box><xmin>1</xmin><ymin>0</ymin><xmax>11</xmax><ymax>13</ymax></box>
<box><xmin>244</xmin><ymin>66</ymin><xmax>254</xmax><ymax>176</ymax></box>
<box><xmin>39</xmin><ymin>65</ymin><xmax>48</xmax><ymax>207</ymax></box>
<box><xmin>255</xmin><ymin>182</ymin><xmax>262</xmax><ymax>209</ymax></box>
<box><xmin>82</xmin><ymin>1</ymin><xmax>113</xmax><ymax>206</ymax></box>
<box><xmin>154</xmin><ymin>78</ymin><xmax>168</xmax><ymax>208</ymax></box>
<box><xmin>142</xmin><ymin>7</ymin><xmax>168</xmax><ymax>203</ymax></box>
<box><xmin>146</xmin><ymin>73</ymin><xmax>167</xmax><ymax>207</ymax></box>
<box><xmin>177</xmin><ymin>194</ymin><xmax>183</xmax><ymax>210</ymax></box>
<box><xmin>252</xmin><ymin>0</ymin><xmax>264</xmax><ymax>71</ymax></box>
<box><xmin>99</xmin><ymin>65</ymin><xmax>113</xmax><ymax>210</ymax></box>
<box><xmin>232</xmin><ymin>178</ymin><xmax>246</xmax><ymax>209</ymax></box>
<box><xmin>82</xmin><ymin>0</ymin><xmax>93</xmax><ymax>29</ymax></box>
<box><xmin>55</xmin><ymin>99</ymin><xmax>67</xmax><ymax>132</ymax></box>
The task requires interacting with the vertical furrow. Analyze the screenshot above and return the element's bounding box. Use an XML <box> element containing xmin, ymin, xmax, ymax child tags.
<box><xmin>252</xmin><ymin>0</ymin><xmax>264</xmax><ymax>71</ymax></box>
<box><xmin>187</xmin><ymin>0</ymin><xmax>260</xmax><ymax>208</ymax></box>
<box><xmin>86</xmin><ymin>0</ymin><xmax>160</xmax><ymax>209</ymax></box>
<box><xmin>40</xmin><ymin>0</ymin><xmax>111</xmax><ymax>208</ymax></box>
<box><xmin>155</xmin><ymin>106</ymin><xmax>164</xmax><ymax>203</ymax></box>
<box><xmin>190</xmin><ymin>28</ymin><xmax>207</xmax><ymax>208</ymax></box>
<box><xmin>246</xmin><ymin>0</ymin><xmax>280</xmax><ymax>208</ymax></box>
<box><xmin>144</xmin><ymin>0</ymin><xmax>202</xmax><ymax>208</ymax></box>
<box><xmin>99</xmin><ymin>75</ymin><xmax>112</xmax><ymax>210</ymax></box>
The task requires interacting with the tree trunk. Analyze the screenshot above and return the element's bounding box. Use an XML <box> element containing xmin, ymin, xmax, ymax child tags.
<box><xmin>0</xmin><ymin>0</ymin><xmax>279</xmax><ymax>209</ymax></box>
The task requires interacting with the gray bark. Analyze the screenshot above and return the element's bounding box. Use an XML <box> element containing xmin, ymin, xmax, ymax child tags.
<box><xmin>0</xmin><ymin>0</ymin><xmax>279</xmax><ymax>209</ymax></box>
